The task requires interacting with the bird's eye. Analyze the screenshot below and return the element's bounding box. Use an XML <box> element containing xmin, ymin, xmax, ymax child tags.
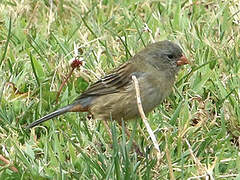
<box><xmin>167</xmin><ymin>54</ymin><xmax>174</xmax><ymax>59</ymax></box>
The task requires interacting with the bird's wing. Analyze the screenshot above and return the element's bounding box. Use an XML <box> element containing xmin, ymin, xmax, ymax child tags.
<box><xmin>78</xmin><ymin>61</ymin><xmax>138</xmax><ymax>98</ymax></box>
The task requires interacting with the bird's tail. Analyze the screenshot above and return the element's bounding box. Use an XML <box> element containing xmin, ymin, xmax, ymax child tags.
<box><xmin>26</xmin><ymin>102</ymin><xmax>85</xmax><ymax>129</ymax></box>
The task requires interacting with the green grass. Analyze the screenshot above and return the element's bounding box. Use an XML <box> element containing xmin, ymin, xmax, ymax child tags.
<box><xmin>1</xmin><ymin>0</ymin><xmax>240</xmax><ymax>179</ymax></box>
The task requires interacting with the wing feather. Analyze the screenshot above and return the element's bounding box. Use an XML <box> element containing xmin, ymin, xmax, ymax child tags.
<box><xmin>77</xmin><ymin>62</ymin><xmax>138</xmax><ymax>99</ymax></box>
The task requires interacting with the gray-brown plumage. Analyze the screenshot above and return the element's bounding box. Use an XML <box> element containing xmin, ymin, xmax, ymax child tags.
<box><xmin>27</xmin><ymin>40</ymin><xmax>189</xmax><ymax>129</ymax></box>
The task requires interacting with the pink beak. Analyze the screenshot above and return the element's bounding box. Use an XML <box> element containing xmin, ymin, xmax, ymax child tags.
<box><xmin>177</xmin><ymin>55</ymin><xmax>189</xmax><ymax>66</ymax></box>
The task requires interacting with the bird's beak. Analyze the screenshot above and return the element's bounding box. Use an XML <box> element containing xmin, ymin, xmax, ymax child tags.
<box><xmin>177</xmin><ymin>55</ymin><xmax>189</xmax><ymax>66</ymax></box>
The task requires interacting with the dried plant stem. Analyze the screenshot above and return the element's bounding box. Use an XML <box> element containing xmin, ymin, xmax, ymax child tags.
<box><xmin>185</xmin><ymin>139</ymin><xmax>215</xmax><ymax>179</ymax></box>
<box><xmin>185</xmin><ymin>139</ymin><xmax>205</xmax><ymax>172</ymax></box>
<box><xmin>132</xmin><ymin>75</ymin><xmax>161</xmax><ymax>159</ymax></box>
<box><xmin>0</xmin><ymin>154</ymin><xmax>18</xmax><ymax>172</ymax></box>
<box><xmin>56</xmin><ymin>68</ymin><xmax>74</xmax><ymax>104</ymax></box>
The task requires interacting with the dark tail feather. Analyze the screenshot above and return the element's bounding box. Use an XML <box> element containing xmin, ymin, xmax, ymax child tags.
<box><xmin>27</xmin><ymin>104</ymin><xmax>75</xmax><ymax>129</ymax></box>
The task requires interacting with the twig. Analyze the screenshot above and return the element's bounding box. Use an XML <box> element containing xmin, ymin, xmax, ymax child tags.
<box><xmin>0</xmin><ymin>155</ymin><xmax>18</xmax><ymax>172</ymax></box>
<box><xmin>132</xmin><ymin>75</ymin><xmax>161</xmax><ymax>160</ymax></box>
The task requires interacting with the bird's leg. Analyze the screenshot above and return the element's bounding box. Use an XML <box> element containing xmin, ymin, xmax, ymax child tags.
<box><xmin>102</xmin><ymin>120</ymin><xmax>143</xmax><ymax>156</ymax></box>
<box><xmin>117</xmin><ymin>121</ymin><xmax>143</xmax><ymax>156</ymax></box>
<box><xmin>102</xmin><ymin>120</ymin><xmax>112</xmax><ymax>139</ymax></box>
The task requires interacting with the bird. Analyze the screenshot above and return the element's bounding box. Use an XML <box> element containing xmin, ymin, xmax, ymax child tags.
<box><xmin>27</xmin><ymin>40</ymin><xmax>189</xmax><ymax>129</ymax></box>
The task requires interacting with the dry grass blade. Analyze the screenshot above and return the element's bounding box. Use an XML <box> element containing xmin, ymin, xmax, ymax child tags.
<box><xmin>132</xmin><ymin>75</ymin><xmax>161</xmax><ymax>160</ymax></box>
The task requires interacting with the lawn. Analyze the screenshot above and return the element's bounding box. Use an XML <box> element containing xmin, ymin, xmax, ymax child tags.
<box><xmin>0</xmin><ymin>0</ymin><xmax>240</xmax><ymax>179</ymax></box>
